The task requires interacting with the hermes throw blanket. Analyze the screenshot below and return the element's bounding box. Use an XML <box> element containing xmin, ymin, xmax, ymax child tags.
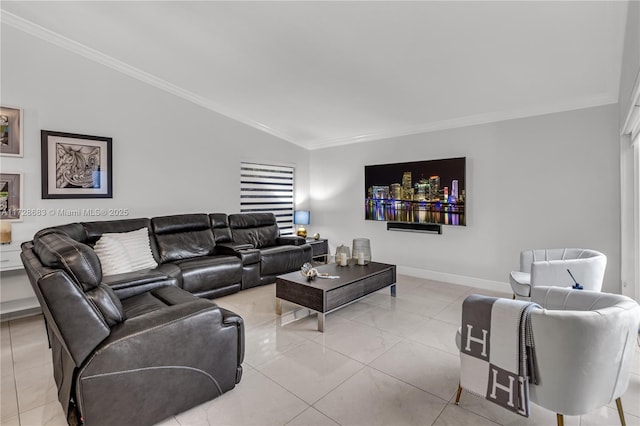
<box><xmin>459</xmin><ymin>294</ymin><xmax>540</xmax><ymax>417</ymax></box>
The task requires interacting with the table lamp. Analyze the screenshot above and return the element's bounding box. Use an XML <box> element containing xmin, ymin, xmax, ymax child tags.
<box><xmin>293</xmin><ymin>210</ymin><xmax>310</xmax><ymax>238</ymax></box>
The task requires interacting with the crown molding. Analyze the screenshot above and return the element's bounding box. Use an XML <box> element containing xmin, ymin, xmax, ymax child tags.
<box><xmin>1</xmin><ymin>11</ymin><xmax>303</xmax><ymax>147</ymax></box>
<box><xmin>305</xmin><ymin>94</ymin><xmax>618</xmax><ymax>150</ymax></box>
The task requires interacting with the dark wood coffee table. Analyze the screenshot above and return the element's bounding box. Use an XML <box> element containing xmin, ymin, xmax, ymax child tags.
<box><xmin>275</xmin><ymin>261</ymin><xmax>397</xmax><ymax>332</ymax></box>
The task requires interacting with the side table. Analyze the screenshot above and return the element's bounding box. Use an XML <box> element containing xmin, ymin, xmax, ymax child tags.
<box><xmin>305</xmin><ymin>238</ymin><xmax>329</xmax><ymax>264</ymax></box>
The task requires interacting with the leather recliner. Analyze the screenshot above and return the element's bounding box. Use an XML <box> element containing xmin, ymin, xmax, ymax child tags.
<box><xmin>21</xmin><ymin>230</ymin><xmax>244</xmax><ymax>426</ymax></box>
<box><xmin>227</xmin><ymin>213</ymin><xmax>312</xmax><ymax>286</ymax></box>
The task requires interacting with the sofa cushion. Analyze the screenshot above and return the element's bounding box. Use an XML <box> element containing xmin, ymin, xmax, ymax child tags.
<box><xmin>228</xmin><ymin>213</ymin><xmax>278</xmax><ymax>248</ymax></box>
<box><xmin>174</xmin><ymin>255</ymin><xmax>242</xmax><ymax>295</ymax></box>
<box><xmin>94</xmin><ymin>228</ymin><xmax>158</xmax><ymax>275</ymax></box>
<box><xmin>120</xmin><ymin>291</ymin><xmax>167</xmax><ymax>319</ymax></box>
<box><xmin>259</xmin><ymin>245</ymin><xmax>312</xmax><ymax>276</ymax></box>
<box><xmin>120</xmin><ymin>285</ymin><xmax>203</xmax><ymax>319</ymax></box>
<box><xmin>152</xmin><ymin>214</ymin><xmax>216</xmax><ymax>263</ymax></box>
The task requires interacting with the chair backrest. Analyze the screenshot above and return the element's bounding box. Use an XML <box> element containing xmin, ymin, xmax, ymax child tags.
<box><xmin>228</xmin><ymin>213</ymin><xmax>279</xmax><ymax>248</ymax></box>
<box><xmin>520</xmin><ymin>248</ymin><xmax>606</xmax><ymax>291</ymax></box>
<box><xmin>151</xmin><ymin>214</ymin><xmax>216</xmax><ymax>263</ymax></box>
<box><xmin>528</xmin><ymin>286</ymin><xmax>640</xmax><ymax>416</ymax></box>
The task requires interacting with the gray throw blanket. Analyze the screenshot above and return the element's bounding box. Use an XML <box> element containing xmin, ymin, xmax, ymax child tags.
<box><xmin>459</xmin><ymin>294</ymin><xmax>540</xmax><ymax>417</ymax></box>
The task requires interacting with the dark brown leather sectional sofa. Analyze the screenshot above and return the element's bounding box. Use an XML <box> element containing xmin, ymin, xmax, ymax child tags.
<box><xmin>20</xmin><ymin>212</ymin><xmax>312</xmax><ymax>426</ymax></box>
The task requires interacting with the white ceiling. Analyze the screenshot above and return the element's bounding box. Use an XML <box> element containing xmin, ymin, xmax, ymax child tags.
<box><xmin>0</xmin><ymin>1</ymin><xmax>629</xmax><ymax>149</ymax></box>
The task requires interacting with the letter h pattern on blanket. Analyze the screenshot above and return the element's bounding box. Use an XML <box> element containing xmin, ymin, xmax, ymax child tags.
<box><xmin>459</xmin><ymin>294</ymin><xmax>539</xmax><ymax>417</ymax></box>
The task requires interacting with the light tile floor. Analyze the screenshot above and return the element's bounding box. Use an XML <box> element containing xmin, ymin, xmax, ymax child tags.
<box><xmin>1</xmin><ymin>275</ymin><xmax>639</xmax><ymax>426</ymax></box>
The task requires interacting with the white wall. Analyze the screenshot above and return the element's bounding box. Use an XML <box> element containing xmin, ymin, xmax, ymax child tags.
<box><xmin>1</xmin><ymin>26</ymin><xmax>310</xmax><ymax>240</ymax></box>
<box><xmin>0</xmin><ymin>26</ymin><xmax>310</xmax><ymax>314</ymax></box>
<box><xmin>310</xmin><ymin>105</ymin><xmax>621</xmax><ymax>293</ymax></box>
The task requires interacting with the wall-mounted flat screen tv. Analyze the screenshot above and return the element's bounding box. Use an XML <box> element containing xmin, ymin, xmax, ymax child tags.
<box><xmin>365</xmin><ymin>157</ymin><xmax>466</xmax><ymax>226</ymax></box>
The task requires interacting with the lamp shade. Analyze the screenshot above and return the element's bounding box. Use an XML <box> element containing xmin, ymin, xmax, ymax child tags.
<box><xmin>294</xmin><ymin>210</ymin><xmax>310</xmax><ymax>225</ymax></box>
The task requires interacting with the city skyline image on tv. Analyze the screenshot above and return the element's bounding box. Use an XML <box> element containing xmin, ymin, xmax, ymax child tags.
<box><xmin>365</xmin><ymin>157</ymin><xmax>466</xmax><ymax>226</ymax></box>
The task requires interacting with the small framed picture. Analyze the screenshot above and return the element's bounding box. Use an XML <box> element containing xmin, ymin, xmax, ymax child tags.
<box><xmin>0</xmin><ymin>106</ymin><xmax>23</xmax><ymax>157</ymax></box>
<box><xmin>0</xmin><ymin>172</ymin><xmax>23</xmax><ymax>221</ymax></box>
<box><xmin>41</xmin><ymin>130</ymin><xmax>113</xmax><ymax>199</ymax></box>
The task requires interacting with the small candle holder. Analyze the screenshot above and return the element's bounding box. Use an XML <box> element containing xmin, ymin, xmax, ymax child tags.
<box><xmin>352</xmin><ymin>238</ymin><xmax>371</xmax><ymax>265</ymax></box>
<box><xmin>335</xmin><ymin>244</ymin><xmax>350</xmax><ymax>266</ymax></box>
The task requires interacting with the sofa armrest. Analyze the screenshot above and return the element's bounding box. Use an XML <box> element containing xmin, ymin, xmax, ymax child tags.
<box><xmin>276</xmin><ymin>236</ymin><xmax>306</xmax><ymax>246</ymax></box>
<box><xmin>77</xmin><ymin>299</ymin><xmax>243</xmax><ymax>426</ymax></box>
<box><xmin>216</xmin><ymin>242</ymin><xmax>255</xmax><ymax>253</ymax></box>
<box><xmin>215</xmin><ymin>243</ymin><xmax>261</xmax><ymax>265</ymax></box>
<box><xmin>219</xmin><ymin>307</ymin><xmax>245</xmax><ymax>369</ymax></box>
<box><xmin>102</xmin><ymin>268</ymin><xmax>179</xmax><ymax>300</ymax></box>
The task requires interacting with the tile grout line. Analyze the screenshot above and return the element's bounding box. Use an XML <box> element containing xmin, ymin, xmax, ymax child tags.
<box><xmin>6</xmin><ymin>321</ymin><xmax>21</xmax><ymax>426</ymax></box>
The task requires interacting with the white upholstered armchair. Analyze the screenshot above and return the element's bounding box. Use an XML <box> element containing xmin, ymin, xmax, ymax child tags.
<box><xmin>510</xmin><ymin>248</ymin><xmax>606</xmax><ymax>299</ymax></box>
<box><xmin>455</xmin><ymin>286</ymin><xmax>640</xmax><ymax>426</ymax></box>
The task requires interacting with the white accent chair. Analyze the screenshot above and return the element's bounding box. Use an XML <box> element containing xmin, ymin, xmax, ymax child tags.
<box><xmin>455</xmin><ymin>286</ymin><xmax>640</xmax><ymax>426</ymax></box>
<box><xmin>510</xmin><ymin>248</ymin><xmax>607</xmax><ymax>300</ymax></box>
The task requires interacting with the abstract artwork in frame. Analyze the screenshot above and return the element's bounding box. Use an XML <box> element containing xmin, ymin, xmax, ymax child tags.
<box><xmin>0</xmin><ymin>106</ymin><xmax>23</xmax><ymax>157</ymax></box>
<box><xmin>41</xmin><ymin>130</ymin><xmax>113</xmax><ymax>199</ymax></box>
<box><xmin>0</xmin><ymin>172</ymin><xmax>23</xmax><ymax>221</ymax></box>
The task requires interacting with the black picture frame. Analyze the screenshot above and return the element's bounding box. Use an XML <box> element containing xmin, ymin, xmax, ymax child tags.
<box><xmin>41</xmin><ymin>130</ymin><xmax>113</xmax><ymax>199</ymax></box>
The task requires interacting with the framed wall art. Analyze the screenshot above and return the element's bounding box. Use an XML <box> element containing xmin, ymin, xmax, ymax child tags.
<box><xmin>41</xmin><ymin>130</ymin><xmax>113</xmax><ymax>199</ymax></box>
<box><xmin>0</xmin><ymin>106</ymin><xmax>23</xmax><ymax>157</ymax></box>
<box><xmin>0</xmin><ymin>172</ymin><xmax>23</xmax><ymax>221</ymax></box>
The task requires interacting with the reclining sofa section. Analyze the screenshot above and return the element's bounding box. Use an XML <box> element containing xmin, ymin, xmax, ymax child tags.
<box><xmin>29</xmin><ymin>212</ymin><xmax>312</xmax><ymax>299</ymax></box>
<box><xmin>20</xmin><ymin>212</ymin><xmax>311</xmax><ymax>426</ymax></box>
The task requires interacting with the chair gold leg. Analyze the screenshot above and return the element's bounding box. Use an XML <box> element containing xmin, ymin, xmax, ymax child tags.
<box><xmin>616</xmin><ymin>397</ymin><xmax>626</xmax><ymax>426</ymax></box>
<box><xmin>556</xmin><ymin>413</ymin><xmax>564</xmax><ymax>426</ymax></box>
<box><xmin>455</xmin><ymin>385</ymin><xmax>463</xmax><ymax>405</ymax></box>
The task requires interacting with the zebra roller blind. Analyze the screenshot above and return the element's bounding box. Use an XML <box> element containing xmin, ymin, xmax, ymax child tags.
<box><xmin>240</xmin><ymin>162</ymin><xmax>294</xmax><ymax>235</ymax></box>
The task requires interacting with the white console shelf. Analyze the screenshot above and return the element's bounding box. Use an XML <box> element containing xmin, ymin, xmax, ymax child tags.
<box><xmin>1</xmin><ymin>243</ymin><xmax>40</xmax><ymax>321</ymax></box>
<box><xmin>0</xmin><ymin>242</ymin><xmax>23</xmax><ymax>271</ymax></box>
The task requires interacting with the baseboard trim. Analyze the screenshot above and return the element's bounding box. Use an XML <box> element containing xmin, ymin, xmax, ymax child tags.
<box><xmin>397</xmin><ymin>265</ymin><xmax>511</xmax><ymax>294</ymax></box>
<box><xmin>1</xmin><ymin>306</ymin><xmax>42</xmax><ymax>322</ymax></box>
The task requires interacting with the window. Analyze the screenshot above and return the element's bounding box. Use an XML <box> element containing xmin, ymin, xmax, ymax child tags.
<box><xmin>240</xmin><ymin>162</ymin><xmax>294</xmax><ymax>235</ymax></box>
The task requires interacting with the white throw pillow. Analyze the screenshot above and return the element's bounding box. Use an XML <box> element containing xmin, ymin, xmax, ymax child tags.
<box><xmin>94</xmin><ymin>236</ymin><xmax>134</xmax><ymax>276</ymax></box>
<box><xmin>94</xmin><ymin>227</ymin><xmax>158</xmax><ymax>276</ymax></box>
